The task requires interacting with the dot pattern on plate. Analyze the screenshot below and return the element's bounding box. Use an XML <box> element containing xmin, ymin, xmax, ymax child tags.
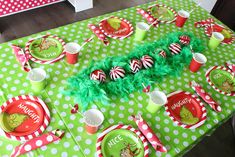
<box><xmin>0</xmin><ymin>0</ymin><xmax>234</xmax><ymax>157</ymax></box>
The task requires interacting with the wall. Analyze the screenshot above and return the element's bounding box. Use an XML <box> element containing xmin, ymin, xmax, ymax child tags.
<box><xmin>193</xmin><ymin>0</ymin><xmax>217</xmax><ymax>12</ymax></box>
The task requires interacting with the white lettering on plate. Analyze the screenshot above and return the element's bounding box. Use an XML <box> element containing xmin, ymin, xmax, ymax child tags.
<box><xmin>108</xmin><ymin>135</ymin><xmax>123</xmax><ymax>148</ymax></box>
<box><xmin>171</xmin><ymin>98</ymin><xmax>192</xmax><ymax>110</ymax></box>
<box><xmin>18</xmin><ymin>103</ymin><xmax>40</xmax><ymax>123</ymax></box>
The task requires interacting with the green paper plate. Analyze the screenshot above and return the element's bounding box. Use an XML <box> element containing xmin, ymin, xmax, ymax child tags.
<box><xmin>149</xmin><ymin>5</ymin><xmax>175</xmax><ymax>21</ymax></box>
<box><xmin>29</xmin><ymin>37</ymin><xmax>63</xmax><ymax>61</ymax></box>
<box><xmin>209</xmin><ymin>69</ymin><xmax>235</xmax><ymax>93</ymax></box>
<box><xmin>101</xmin><ymin>129</ymin><xmax>144</xmax><ymax>157</ymax></box>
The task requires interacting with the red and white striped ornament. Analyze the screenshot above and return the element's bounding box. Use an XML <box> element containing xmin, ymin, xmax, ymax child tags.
<box><xmin>109</xmin><ymin>66</ymin><xmax>125</xmax><ymax>80</ymax></box>
<box><xmin>158</xmin><ymin>50</ymin><xmax>167</xmax><ymax>58</ymax></box>
<box><xmin>179</xmin><ymin>35</ymin><xmax>191</xmax><ymax>45</ymax></box>
<box><xmin>141</xmin><ymin>55</ymin><xmax>154</xmax><ymax>69</ymax></box>
<box><xmin>90</xmin><ymin>70</ymin><xmax>106</xmax><ymax>82</ymax></box>
<box><xmin>130</xmin><ymin>59</ymin><xmax>142</xmax><ymax>73</ymax></box>
<box><xmin>169</xmin><ymin>43</ymin><xmax>182</xmax><ymax>55</ymax></box>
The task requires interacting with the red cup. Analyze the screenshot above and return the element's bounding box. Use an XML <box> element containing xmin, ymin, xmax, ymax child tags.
<box><xmin>83</xmin><ymin>109</ymin><xmax>104</xmax><ymax>134</ymax></box>
<box><xmin>189</xmin><ymin>53</ymin><xmax>207</xmax><ymax>72</ymax></box>
<box><xmin>175</xmin><ymin>10</ymin><xmax>190</xmax><ymax>27</ymax></box>
<box><xmin>65</xmin><ymin>42</ymin><xmax>80</xmax><ymax>64</ymax></box>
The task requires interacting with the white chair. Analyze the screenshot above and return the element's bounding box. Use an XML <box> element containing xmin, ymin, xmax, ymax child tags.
<box><xmin>68</xmin><ymin>0</ymin><xmax>93</xmax><ymax>12</ymax></box>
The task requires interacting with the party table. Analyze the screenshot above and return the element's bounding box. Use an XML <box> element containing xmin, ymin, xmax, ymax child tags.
<box><xmin>0</xmin><ymin>0</ymin><xmax>234</xmax><ymax>157</ymax></box>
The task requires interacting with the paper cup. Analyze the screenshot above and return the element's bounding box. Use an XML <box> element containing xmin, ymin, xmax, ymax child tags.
<box><xmin>28</xmin><ymin>68</ymin><xmax>46</xmax><ymax>93</ymax></box>
<box><xmin>208</xmin><ymin>32</ymin><xmax>224</xmax><ymax>50</ymax></box>
<box><xmin>175</xmin><ymin>10</ymin><xmax>190</xmax><ymax>27</ymax></box>
<box><xmin>84</xmin><ymin>109</ymin><xmax>104</xmax><ymax>134</ymax></box>
<box><xmin>134</xmin><ymin>22</ymin><xmax>149</xmax><ymax>41</ymax></box>
<box><xmin>189</xmin><ymin>53</ymin><xmax>207</xmax><ymax>72</ymax></box>
<box><xmin>146</xmin><ymin>91</ymin><xmax>167</xmax><ymax>113</ymax></box>
<box><xmin>65</xmin><ymin>42</ymin><xmax>81</xmax><ymax>64</ymax></box>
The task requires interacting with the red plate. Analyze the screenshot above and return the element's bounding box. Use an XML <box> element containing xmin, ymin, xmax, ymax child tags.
<box><xmin>205</xmin><ymin>24</ymin><xmax>235</xmax><ymax>44</ymax></box>
<box><xmin>164</xmin><ymin>91</ymin><xmax>207</xmax><ymax>129</ymax></box>
<box><xmin>0</xmin><ymin>99</ymin><xmax>44</xmax><ymax>136</ymax></box>
<box><xmin>99</xmin><ymin>16</ymin><xmax>134</xmax><ymax>39</ymax></box>
<box><xmin>0</xmin><ymin>95</ymin><xmax>50</xmax><ymax>141</ymax></box>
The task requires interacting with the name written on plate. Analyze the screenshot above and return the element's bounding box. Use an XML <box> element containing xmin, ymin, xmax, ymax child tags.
<box><xmin>18</xmin><ymin>103</ymin><xmax>40</xmax><ymax>123</ymax></box>
<box><xmin>171</xmin><ymin>98</ymin><xmax>192</xmax><ymax>110</ymax></box>
<box><xmin>108</xmin><ymin>135</ymin><xmax>123</xmax><ymax>148</ymax></box>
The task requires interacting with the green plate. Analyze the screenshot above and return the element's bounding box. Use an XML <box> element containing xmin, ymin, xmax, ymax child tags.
<box><xmin>149</xmin><ymin>6</ymin><xmax>174</xmax><ymax>21</ymax></box>
<box><xmin>209</xmin><ymin>69</ymin><xmax>235</xmax><ymax>93</ymax></box>
<box><xmin>101</xmin><ymin>129</ymin><xmax>144</xmax><ymax>157</ymax></box>
<box><xmin>29</xmin><ymin>37</ymin><xmax>63</xmax><ymax>61</ymax></box>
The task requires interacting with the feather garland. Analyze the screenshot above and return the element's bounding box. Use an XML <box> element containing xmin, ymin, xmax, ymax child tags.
<box><xmin>62</xmin><ymin>32</ymin><xmax>204</xmax><ymax>111</ymax></box>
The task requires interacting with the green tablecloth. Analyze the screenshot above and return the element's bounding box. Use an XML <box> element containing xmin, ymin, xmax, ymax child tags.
<box><xmin>0</xmin><ymin>0</ymin><xmax>234</xmax><ymax>156</ymax></box>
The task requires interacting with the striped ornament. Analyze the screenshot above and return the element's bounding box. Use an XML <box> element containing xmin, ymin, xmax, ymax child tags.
<box><xmin>90</xmin><ymin>70</ymin><xmax>106</xmax><ymax>82</ymax></box>
<box><xmin>179</xmin><ymin>35</ymin><xmax>191</xmax><ymax>45</ymax></box>
<box><xmin>158</xmin><ymin>50</ymin><xmax>167</xmax><ymax>58</ymax></box>
<box><xmin>109</xmin><ymin>66</ymin><xmax>125</xmax><ymax>80</ymax></box>
<box><xmin>141</xmin><ymin>55</ymin><xmax>154</xmax><ymax>69</ymax></box>
<box><xmin>130</xmin><ymin>59</ymin><xmax>142</xmax><ymax>73</ymax></box>
<box><xmin>169</xmin><ymin>43</ymin><xmax>181</xmax><ymax>55</ymax></box>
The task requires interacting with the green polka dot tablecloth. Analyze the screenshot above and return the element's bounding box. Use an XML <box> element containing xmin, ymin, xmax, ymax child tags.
<box><xmin>0</xmin><ymin>0</ymin><xmax>235</xmax><ymax>157</ymax></box>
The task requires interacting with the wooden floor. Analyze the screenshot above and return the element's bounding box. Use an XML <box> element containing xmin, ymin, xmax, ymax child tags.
<box><xmin>0</xmin><ymin>0</ymin><xmax>235</xmax><ymax>156</ymax></box>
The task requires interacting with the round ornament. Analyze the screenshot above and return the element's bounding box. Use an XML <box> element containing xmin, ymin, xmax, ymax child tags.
<box><xmin>109</xmin><ymin>66</ymin><xmax>126</xmax><ymax>80</ymax></box>
<box><xmin>169</xmin><ymin>43</ymin><xmax>181</xmax><ymax>55</ymax></box>
<box><xmin>130</xmin><ymin>59</ymin><xmax>142</xmax><ymax>73</ymax></box>
<box><xmin>158</xmin><ymin>50</ymin><xmax>167</xmax><ymax>58</ymax></box>
<box><xmin>141</xmin><ymin>55</ymin><xmax>154</xmax><ymax>69</ymax></box>
<box><xmin>90</xmin><ymin>70</ymin><xmax>106</xmax><ymax>82</ymax></box>
<box><xmin>179</xmin><ymin>35</ymin><xmax>191</xmax><ymax>45</ymax></box>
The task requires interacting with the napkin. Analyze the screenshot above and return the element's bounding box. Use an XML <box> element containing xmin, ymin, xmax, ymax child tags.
<box><xmin>11</xmin><ymin>45</ymin><xmax>30</xmax><ymax>72</ymax></box>
<box><xmin>190</xmin><ymin>81</ymin><xmax>221</xmax><ymax>112</ymax></box>
<box><xmin>132</xmin><ymin>114</ymin><xmax>167</xmax><ymax>152</ymax></box>
<box><xmin>11</xmin><ymin>129</ymin><xmax>64</xmax><ymax>157</ymax></box>
<box><xmin>88</xmin><ymin>24</ymin><xmax>109</xmax><ymax>46</ymax></box>
<box><xmin>136</xmin><ymin>8</ymin><xmax>159</xmax><ymax>27</ymax></box>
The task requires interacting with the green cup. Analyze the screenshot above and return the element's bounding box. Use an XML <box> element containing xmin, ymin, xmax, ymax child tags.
<box><xmin>28</xmin><ymin>68</ymin><xmax>47</xmax><ymax>93</ymax></box>
<box><xmin>146</xmin><ymin>91</ymin><xmax>167</xmax><ymax>113</ymax></box>
<box><xmin>208</xmin><ymin>32</ymin><xmax>224</xmax><ymax>50</ymax></box>
<box><xmin>134</xmin><ymin>22</ymin><xmax>149</xmax><ymax>41</ymax></box>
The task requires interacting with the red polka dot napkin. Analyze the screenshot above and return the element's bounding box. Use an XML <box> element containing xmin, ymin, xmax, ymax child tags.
<box><xmin>11</xmin><ymin>129</ymin><xmax>64</xmax><ymax>157</ymax></box>
<box><xmin>132</xmin><ymin>114</ymin><xmax>167</xmax><ymax>152</ymax></box>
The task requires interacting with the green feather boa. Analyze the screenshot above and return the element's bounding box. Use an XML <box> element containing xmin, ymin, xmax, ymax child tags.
<box><xmin>62</xmin><ymin>32</ymin><xmax>204</xmax><ymax>111</ymax></box>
